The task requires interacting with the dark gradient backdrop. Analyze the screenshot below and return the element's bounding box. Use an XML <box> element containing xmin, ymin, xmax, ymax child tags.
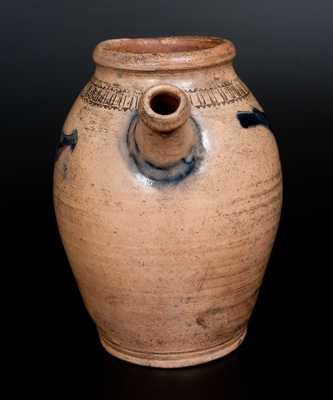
<box><xmin>2</xmin><ymin>1</ymin><xmax>331</xmax><ymax>399</ymax></box>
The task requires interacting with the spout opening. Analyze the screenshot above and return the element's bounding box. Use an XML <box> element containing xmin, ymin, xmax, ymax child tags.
<box><xmin>149</xmin><ymin>91</ymin><xmax>181</xmax><ymax>116</ymax></box>
<box><xmin>139</xmin><ymin>84</ymin><xmax>191</xmax><ymax>132</ymax></box>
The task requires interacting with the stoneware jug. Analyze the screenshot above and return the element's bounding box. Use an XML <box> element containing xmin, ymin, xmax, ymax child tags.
<box><xmin>54</xmin><ymin>36</ymin><xmax>282</xmax><ymax>368</ymax></box>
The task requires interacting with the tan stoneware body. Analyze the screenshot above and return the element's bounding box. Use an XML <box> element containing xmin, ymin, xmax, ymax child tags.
<box><xmin>53</xmin><ymin>37</ymin><xmax>282</xmax><ymax>368</ymax></box>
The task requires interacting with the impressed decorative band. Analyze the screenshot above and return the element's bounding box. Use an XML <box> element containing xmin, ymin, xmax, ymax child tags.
<box><xmin>80</xmin><ymin>76</ymin><xmax>250</xmax><ymax>112</ymax></box>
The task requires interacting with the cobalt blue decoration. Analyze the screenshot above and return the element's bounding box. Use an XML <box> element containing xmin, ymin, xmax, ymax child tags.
<box><xmin>56</xmin><ymin>129</ymin><xmax>78</xmax><ymax>160</ymax></box>
<box><xmin>237</xmin><ymin>107</ymin><xmax>271</xmax><ymax>130</ymax></box>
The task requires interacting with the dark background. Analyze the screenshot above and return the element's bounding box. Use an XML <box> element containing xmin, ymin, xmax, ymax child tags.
<box><xmin>2</xmin><ymin>1</ymin><xmax>331</xmax><ymax>398</ymax></box>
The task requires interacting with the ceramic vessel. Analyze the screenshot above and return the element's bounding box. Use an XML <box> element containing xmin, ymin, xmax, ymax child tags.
<box><xmin>54</xmin><ymin>36</ymin><xmax>282</xmax><ymax>368</ymax></box>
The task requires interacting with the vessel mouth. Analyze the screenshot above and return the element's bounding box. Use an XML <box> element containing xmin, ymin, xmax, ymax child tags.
<box><xmin>93</xmin><ymin>36</ymin><xmax>236</xmax><ymax>71</ymax></box>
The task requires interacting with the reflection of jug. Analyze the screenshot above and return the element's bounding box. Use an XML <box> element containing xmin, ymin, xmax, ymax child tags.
<box><xmin>54</xmin><ymin>36</ymin><xmax>282</xmax><ymax>368</ymax></box>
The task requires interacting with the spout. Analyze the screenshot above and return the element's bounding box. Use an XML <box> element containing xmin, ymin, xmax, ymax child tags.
<box><xmin>135</xmin><ymin>84</ymin><xmax>197</xmax><ymax>168</ymax></box>
<box><xmin>128</xmin><ymin>84</ymin><xmax>203</xmax><ymax>183</ymax></box>
<box><xmin>139</xmin><ymin>84</ymin><xmax>191</xmax><ymax>133</ymax></box>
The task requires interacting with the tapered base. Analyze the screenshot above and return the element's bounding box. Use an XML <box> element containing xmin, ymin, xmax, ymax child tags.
<box><xmin>99</xmin><ymin>327</ymin><xmax>247</xmax><ymax>368</ymax></box>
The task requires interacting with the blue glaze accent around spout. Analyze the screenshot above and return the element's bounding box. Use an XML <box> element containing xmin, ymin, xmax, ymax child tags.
<box><xmin>127</xmin><ymin>115</ymin><xmax>204</xmax><ymax>185</ymax></box>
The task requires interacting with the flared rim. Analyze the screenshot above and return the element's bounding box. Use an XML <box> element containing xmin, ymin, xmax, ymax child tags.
<box><xmin>93</xmin><ymin>36</ymin><xmax>236</xmax><ymax>71</ymax></box>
